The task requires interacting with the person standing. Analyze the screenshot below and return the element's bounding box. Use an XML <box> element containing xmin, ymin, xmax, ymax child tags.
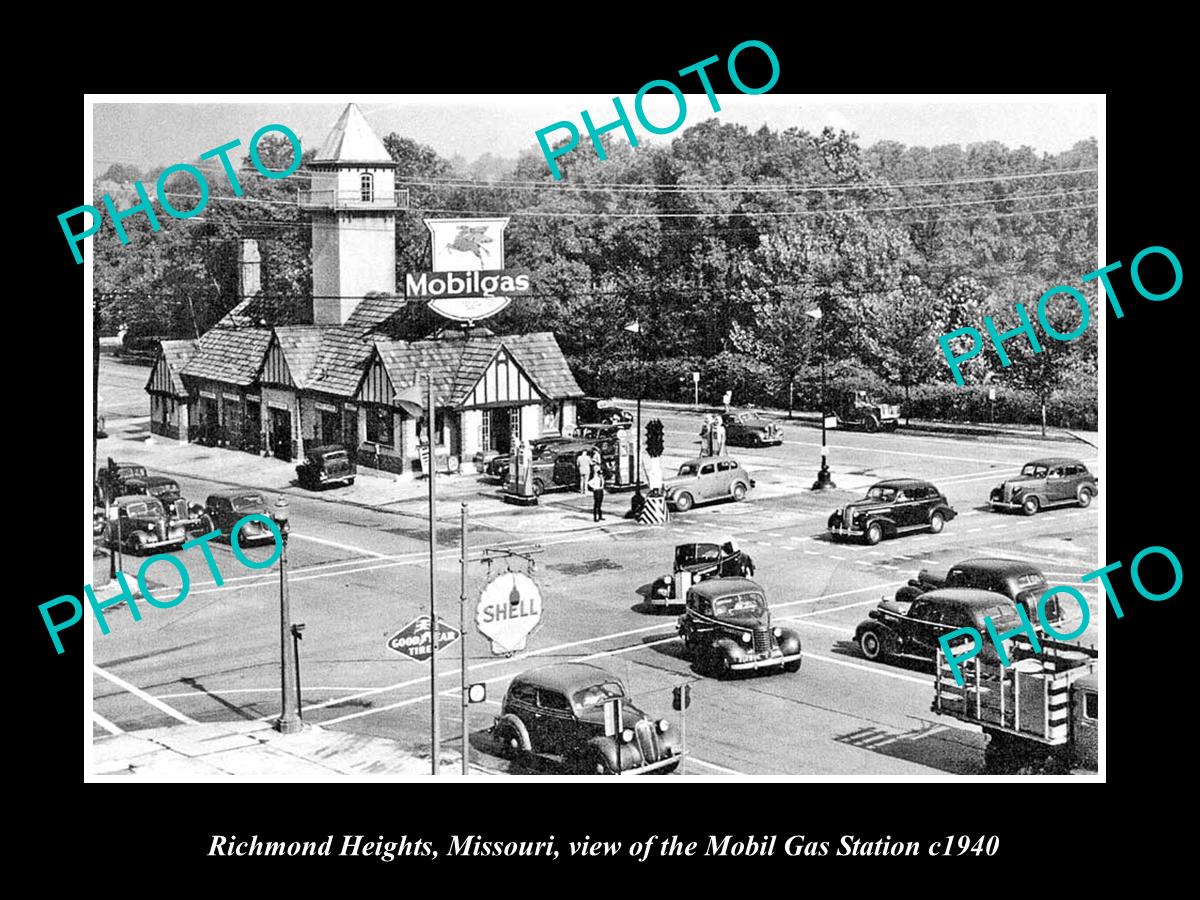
<box><xmin>588</xmin><ymin>467</ymin><xmax>605</xmax><ymax>521</ymax></box>
<box><xmin>714</xmin><ymin>417</ymin><xmax>727</xmax><ymax>456</ymax></box>
<box><xmin>576</xmin><ymin>448</ymin><xmax>590</xmax><ymax>494</ymax></box>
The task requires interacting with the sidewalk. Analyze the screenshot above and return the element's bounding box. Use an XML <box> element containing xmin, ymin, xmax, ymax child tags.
<box><xmin>92</xmin><ymin>719</ymin><xmax>495</xmax><ymax>779</ymax></box>
<box><xmin>614</xmin><ymin>398</ymin><xmax>1098</xmax><ymax>446</ymax></box>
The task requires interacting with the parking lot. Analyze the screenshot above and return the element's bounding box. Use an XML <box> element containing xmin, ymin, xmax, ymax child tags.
<box><xmin>91</xmin><ymin>358</ymin><xmax>1101</xmax><ymax>775</ymax></box>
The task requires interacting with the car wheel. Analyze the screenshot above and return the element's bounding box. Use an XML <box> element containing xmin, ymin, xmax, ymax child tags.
<box><xmin>859</xmin><ymin>628</ymin><xmax>886</xmax><ymax>661</ymax></box>
<box><xmin>865</xmin><ymin>416</ymin><xmax>880</xmax><ymax>433</ymax></box>
<box><xmin>929</xmin><ymin>511</ymin><xmax>945</xmax><ymax>534</ymax></box>
<box><xmin>717</xmin><ymin>653</ymin><xmax>735</xmax><ymax>679</ymax></box>
<box><xmin>1021</xmin><ymin>496</ymin><xmax>1040</xmax><ymax>516</ymax></box>
<box><xmin>1077</xmin><ymin>486</ymin><xmax>1093</xmax><ymax>508</ymax></box>
<box><xmin>346</xmin><ymin>477</ymin><xmax>355</xmax><ymax>486</ymax></box>
<box><xmin>532</xmin><ymin>478</ymin><xmax>545</xmax><ymax>496</ymax></box>
<box><xmin>865</xmin><ymin>522</ymin><xmax>883</xmax><ymax>545</ymax></box>
<box><xmin>493</xmin><ymin>722</ymin><xmax>524</xmax><ymax>760</ymax></box>
<box><xmin>731</xmin><ymin>482</ymin><xmax>747</xmax><ymax>501</ymax></box>
<box><xmin>783</xmin><ymin>658</ymin><xmax>802</xmax><ymax>674</ymax></box>
<box><xmin>130</xmin><ymin>535</ymin><xmax>146</xmax><ymax>556</ymax></box>
<box><xmin>200</xmin><ymin>514</ymin><xmax>215</xmax><ymax>534</ymax></box>
<box><xmin>674</xmin><ymin>492</ymin><xmax>694</xmax><ymax>512</ymax></box>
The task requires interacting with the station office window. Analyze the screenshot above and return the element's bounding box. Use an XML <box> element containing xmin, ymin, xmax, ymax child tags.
<box><xmin>366</xmin><ymin>405</ymin><xmax>393</xmax><ymax>446</ymax></box>
<box><xmin>361</xmin><ymin>172</ymin><xmax>374</xmax><ymax>203</ymax></box>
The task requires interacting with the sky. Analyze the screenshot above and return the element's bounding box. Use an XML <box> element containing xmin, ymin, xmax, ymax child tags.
<box><xmin>91</xmin><ymin>96</ymin><xmax>1101</xmax><ymax>176</ymax></box>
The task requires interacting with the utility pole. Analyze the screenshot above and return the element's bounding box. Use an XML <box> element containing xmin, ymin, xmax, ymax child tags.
<box><xmin>460</xmin><ymin>502</ymin><xmax>470</xmax><ymax>775</ymax></box>
<box><xmin>427</xmin><ymin>372</ymin><xmax>440</xmax><ymax>775</ymax></box>
<box><xmin>273</xmin><ymin>497</ymin><xmax>301</xmax><ymax>734</ymax></box>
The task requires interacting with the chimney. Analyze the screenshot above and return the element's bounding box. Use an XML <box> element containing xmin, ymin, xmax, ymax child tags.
<box><xmin>239</xmin><ymin>239</ymin><xmax>262</xmax><ymax>299</ymax></box>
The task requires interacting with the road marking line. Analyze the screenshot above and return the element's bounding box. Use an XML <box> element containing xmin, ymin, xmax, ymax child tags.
<box><xmin>287</xmin><ymin>580</ymin><xmax>907</xmax><ymax>724</ymax></box>
<box><xmin>803</xmin><ymin>550</ymin><xmax>820</xmax><ymax>555</ymax></box>
<box><xmin>94</xmin><ymin>665</ymin><xmax>198</xmax><ymax>725</ymax></box>
<box><xmin>829</xmin><ymin>555</ymin><xmax>846</xmax><ymax>561</ymax></box>
<box><xmin>966</xmin><ymin>528</ymin><xmax>983</xmax><ymax>533</ymax></box>
<box><xmin>92</xmin><ymin>711</ymin><xmax>124</xmax><ymax>735</ymax></box>
<box><xmin>289</xmin><ymin>532</ymin><xmax>391</xmax><ymax>558</ymax></box>
<box><xmin>794</xmin><ymin>619</ymin><xmax>855</xmax><ymax>634</ymax></box>
<box><xmin>688</xmin><ymin>757</ymin><xmax>748</xmax><ymax>776</ymax></box>
<box><xmin>803</xmin><ymin>652</ymin><xmax>930</xmax><ymax>685</ymax></box>
<box><xmin>784</xmin><ymin>598</ymin><xmax>881</xmax><ymax>620</ymax></box>
<box><xmin>153</xmin><ymin>686</ymin><xmax>384</xmax><ymax>700</ymax></box>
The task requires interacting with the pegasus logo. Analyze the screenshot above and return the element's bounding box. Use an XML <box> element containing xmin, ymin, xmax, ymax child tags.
<box><xmin>445</xmin><ymin>225</ymin><xmax>494</xmax><ymax>263</ymax></box>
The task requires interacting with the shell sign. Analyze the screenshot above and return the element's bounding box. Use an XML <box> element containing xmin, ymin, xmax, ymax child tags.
<box><xmin>404</xmin><ymin>218</ymin><xmax>530</xmax><ymax>324</ymax></box>
<box><xmin>475</xmin><ymin>571</ymin><xmax>543</xmax><ymax>656</ymax></box>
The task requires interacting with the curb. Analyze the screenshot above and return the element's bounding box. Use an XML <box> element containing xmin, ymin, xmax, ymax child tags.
<box><xmin>610</xmin><ymin>398</ymin><xmax>1095</xmax><ymax>445</ymax></box>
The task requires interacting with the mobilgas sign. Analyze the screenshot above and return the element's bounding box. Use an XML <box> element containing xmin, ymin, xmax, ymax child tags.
<box><xmin>405</xmin><ymin>218</ymin><xmax>530</xmax><ymax>324</ymax></box>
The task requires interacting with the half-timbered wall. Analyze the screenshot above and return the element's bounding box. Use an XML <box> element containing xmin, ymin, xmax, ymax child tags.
<box><xmin>462</xmin><ymin>347</ymin><xmax>543</xmax><ymax>409</ymax></box>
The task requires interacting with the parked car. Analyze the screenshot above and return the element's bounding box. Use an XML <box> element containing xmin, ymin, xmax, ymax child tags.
<box><xmin>827</xmin><ymin>388</ymin><xmax>900</xmax><ymax>432</ymax></box>
<box><xmin>665</xmin><ymin>456</ymin><xmax>754</xmax><ymax>512</ymax></box>
<box><xmin>123</xmin><ymin>475</ymin><xmax>209</xmax><ymax>535</ymax></box>
<box><xmin>854</xmin><ymin>588</ymin><xmax>1021</xmax><ymax>664</ymax></box>
<box><xmin>677</xmin><ymin>578</ymin><xmax>803</xmax><ymax>677</ymax></box>
<box><xmin>491</xmin><ymin>663</ymin><xmax>682</xmax><ymax>774</ymax></box>
<box><xmin>895</xmin><ymin>557</ymin><xmax>1063</xmax><ymax>629</ymax></box>
<box><xmin>721</xmin><ymin>412</ymin><xmax>782</xmax><ymax>447</ymax></box>
<box><xmin>576</xmin><ymin>398</ymin><xmax>633</xmax><ymax>426</ymax></box>
<box><xmin>571</xmin><ymin>423</ymin><xmax>624</xmax><ymax>464</ymax></box>
<box><xmin>105</xmin><ymin>495</ymin><xmax>187</xmax><ymax>555</ymax></box>
<box><xmin>828</xmin><ymin>478</ymin><xmax>956</xmax><ymax>545</ymax></box>
<box><xmin>97</xmin><ymin>461</ymin><xmax>147</xmax><ymax>501</ymax></box>
<box><xmin>203</xmin><ymin>489</ymin><xmax>286</xmax><ymax>544</ymax></box>
<box><xmin>483</xmin><ymin>434</ymin><xmax>575</xmax><ymax>482</ymax></box>
<box><xmin>525</xmin><ymin>441</ymin><xmax>597</xmax><ymax>495</ymax></box>
<box><xmin>989</xmin><ymin>458</ymin><xmax>1098</xmax><ymax>516</ymax></box>
<box><xmin>295</xmin><ymin>445</ymin><xmax>356</xmax><ymax>490</ymax></box>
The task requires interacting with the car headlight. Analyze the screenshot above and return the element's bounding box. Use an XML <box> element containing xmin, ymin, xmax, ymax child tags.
<box><xmin>773</xmin><ymin>627</ymin><xmax>782</xmax><ymax>638</ymax></box>
<box><xmin>621</xmin><ymin>728</ymin><xmax>635</xmax><ymax>744</ymax></box>
<box><xmin>657</xmin><ymin>719</ymin><xmax>670</xmax><ymax>734</ymax></box>
<box><xmin>740</xmin><ymin>631</ymin><xmax>751</xmax><ymax>644</ymax></box>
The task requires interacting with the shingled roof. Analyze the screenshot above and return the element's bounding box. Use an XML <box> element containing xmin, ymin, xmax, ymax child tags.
<box><xmin>271</xmin><ymin>326</ymin><xmax>327</xmax><ymax>388</ymax></box>
<box><xmin>215</xmin><ymin>293</ymin><xmax>312</xmax><ymax>330</ymax></box>
<box><xmin>306</xmin><ymin>326</ymin><xmax>376</xmax><ymax>398</ymax></box>
<box><xmin>147</xmin><ymin>339</ymin><xmax>199</xmax><ymax>397</ymax></box>
<box><xmin>344</xmin><ymin>294</ymin><xmax>407</xmax><ymax>335</ymax></box>
<box><xmin>181</xmin><ymin>328</ymin><xmax>272</xmax><ymax>386</ymax></box>
<box><xmin>371</xmin><ymin>332</ymin><xmax>582</xmax><ymax>406</ymax></box>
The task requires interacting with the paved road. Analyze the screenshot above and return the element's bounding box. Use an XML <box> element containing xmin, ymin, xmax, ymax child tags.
<box><xmin>91</xmin><ymin>359</ymin><xmax>1101</xmax><ymax>775</ymax></box>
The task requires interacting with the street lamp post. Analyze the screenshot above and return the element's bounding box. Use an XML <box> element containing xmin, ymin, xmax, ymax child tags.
<box><xmin>273</xmin><ymin>497</ymin><xmax>302</xmax><ymax>734</ymax></box>
<box><xmin>807</xmin><ymin>307</ymin><xmax>836</xmax><ymax>491</ymax></box>
<box><xmin>426</xmin><ymin>372</ymin><xmax>440</xmax><ymax>776</ymax></box>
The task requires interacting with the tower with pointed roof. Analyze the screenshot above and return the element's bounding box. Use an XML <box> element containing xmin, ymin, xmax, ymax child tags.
<box><xmin>301</xmin><ymin>103</ymin><xmax>399</xmax><ymax>326</ymax></box>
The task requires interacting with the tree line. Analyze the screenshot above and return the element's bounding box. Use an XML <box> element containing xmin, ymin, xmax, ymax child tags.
<box><xmin>93</xmin><ymin>122</ymin><xmax>1098</xmax><ymax>429</ymax></box>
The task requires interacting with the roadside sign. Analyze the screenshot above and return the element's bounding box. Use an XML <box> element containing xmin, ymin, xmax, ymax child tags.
<box><xmin>603</xmin><ymin>697</ymin><xmax>623</xmax><ymax>737</ymax></box>
<box><xmin>387</xmin><ymin>615</ymin><xmax>461</xmax><ymax>663</ymax></box>
<box><xmin>476</xmin><ymin>571</ymin><xmax>543</xmax><ymax>655</ymax></box>
<box><xmin>988</xmin><ymin>387</ymin><xmax>997</xmax><ymax>401</ymax></box>
<box><xmin>691</xmin><ymin>371</ymin><xmax>700</xmax><ymax>383</ymax></box>
<box><xmin>672</xmin><ymin>683</ymin><xmax>692</xmax><ymax>711</ymax></box>
<box><xmin>823</xmin><ymin>415</ymin><xmax>838</xmax><ymax>429</ymax></box>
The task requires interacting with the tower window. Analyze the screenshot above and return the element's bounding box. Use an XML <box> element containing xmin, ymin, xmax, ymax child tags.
<box><xmin>360</xmin><ymin>172</ymin><xmax>374</xmax><ymax>203</ymax></box>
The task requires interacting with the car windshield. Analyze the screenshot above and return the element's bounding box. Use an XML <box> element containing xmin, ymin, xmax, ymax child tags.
<box><xmin>573</xmin><ymin>681</ymin><xmax>626</xmax><ymax>708</ymax></box>
<box><xmin>866</xmin><ymin>486</ymin><xmax>897</xmax><ymax>502</ymax></box>
<box><xmin>678</xmin><ymin>464</ymin><xmax>698</xmax><ymax>477</ymax></box>
<box><xmin>984</xmin><ymin>606</ymin><xmax>1021</xmax><ymax>632</ymax></box>
<box><xmin>322</xmin><ymin>451</ymin><xmax>346</xmax><ymax>461</ymax></box>
<box><xmin>148</xmin><ymin>483</ymin><xmax>179</xmax><ymax>496</ymax></box>
<box><xmin>713</xmin><ymin>592</ymin><xmax>766</xmax><ymax>617</ymax></box>
<box><xmin>1021</xmin><ymin>464</ymin><xmax>1049</xmax><ymax>477</ymax></box>
<box><xmin>125</xmin><ymin>499</ymin><xmax>164</xmax><ymax>517</ymax></box>
<box><xmin>232</xmin><ymin>494</ymin><xmax>265</xmax><ymax>511</ymax></box>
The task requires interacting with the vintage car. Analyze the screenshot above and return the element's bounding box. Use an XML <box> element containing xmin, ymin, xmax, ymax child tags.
<box><xmin>512</xmin><ymin>441</ymin><xmax>598</xmax><ymax>496</ymax></box>
<box><xmin>104</xmin><ymin>495</ymin><xmax>188</xmax><ymax>555</ymax></box>
<box><xmin>855</xmin><ymin>588</ymin><xmax>1021</xmax><ymax>664</ymax></box>
<box><xmin>827</xmin><ymin>389</ymin><xmax>900</xmax><ymax>432</ymax></box>
<box><xmin>123</xmin><ymin>475</ymin><xmax>209</xmax><ymax>535</ymax></box>
<box><xmin>93</xmin><ymin>484</ymin><xmax>107</xmax><ymax>537</ymax></box>
<box><xmin>576</xmin><ymin>398</ymin><xmax>634</xmax><ymax>426</ymax></box>
<box><xmin>989</xmin><ymin>458</ymin><xmax>1098</xmax><ymax>515</ymax></box>
<box><xmin>650</xmin><ymin>542</ymin><xmax>752</xmax><ymax>608</ymax></box>
<box><xmin>492</xmin><ymin>663</ymin><xmax>682</xmax><ymax>775</ymax></box>
<box><xmin>721</xmin><ymin>412</ymin><xmax>782</xmax><ymax>447</ymax></box>
<box><xmin>203</xmin><ymin>489</ymin><xmax>286</xmax><ymax>544</ymax></box>
<box><xmin>97</xmin><ymin>461</ymin><xmax>147</xmax><ymax>500</ymax></box>
<box><xmin>483</xmin><ymin>435</ymin><xmax>575</xmax><ymax>482</ymax></box>
<box><xmin>295</xmin><ymin>445</ymin><xmax>356</xmax><ymax>490</ymax></box>
<box><xmin>571</xmin><ymin>423</ymin><xmax>624</xmax><ymax>464</ymax></box>
<box><xmin>828</xmin><ymin>478</ymin><xmax>956</xmax><ymax>545</ymax></box>
<box><xmin>677</xmin><ymin>578</ymin><xmax>803</xmax><ymax>677</ymax></box>
<box><xmin>895</xmin><ymin>557</ymin><xmax>1063</xmax><ymax>629</ymax></box>
<box><xmin>664</xmin><ymin>456</ymin><xmax>754</xmax><ymax>512</ymax></box>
